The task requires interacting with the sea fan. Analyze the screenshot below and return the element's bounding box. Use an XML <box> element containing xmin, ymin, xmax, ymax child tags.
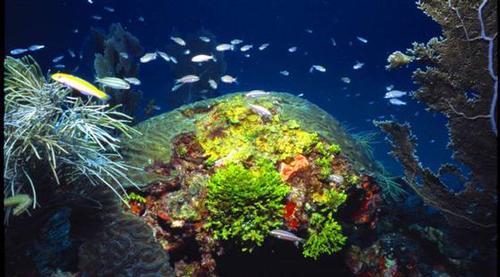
<box><xmin>3</xmin><ymin>55</ymin><xmax>141</xmax><ymax>222</ymax></box>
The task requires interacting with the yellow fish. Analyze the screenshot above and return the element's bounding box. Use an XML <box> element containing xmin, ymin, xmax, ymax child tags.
<box><xmin>51</xmin><ymin>73</ymin><xmax>110</xmax><ymax>100</ymax></box>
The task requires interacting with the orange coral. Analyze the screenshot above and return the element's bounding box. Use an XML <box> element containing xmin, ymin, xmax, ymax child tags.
<box><xmin>279</xmin><ymin>154</ymin><xmax>310</xmax><ymax>181</ymax></box>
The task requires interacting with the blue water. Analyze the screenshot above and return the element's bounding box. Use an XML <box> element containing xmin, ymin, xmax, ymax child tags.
<box><xmin>5</xmin><ymin>0</ymin><xmax>452</xmax><ymax>177</ymax></box>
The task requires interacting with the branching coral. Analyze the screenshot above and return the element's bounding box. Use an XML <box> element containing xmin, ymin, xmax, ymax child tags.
<box><xmin>375</xmin><ymin>121</ymin><xmax>496</xmax><ymax>229</ymax></box>
<box><xmin>93</xmin><ymin>23</ymin><xmax>144</xmax><ymax>118</ymax></box>
<box><xmin>3</xmin><ymin>55</ymin><xmax>141</xmax><ymax>221</ymax></box>
<box><xmin>204</xmin><ymin>161</ymin><xmax>290</xmax><ymax>252</ymax></box>
<box><xmin>380</xmin><ymin>0</ymin><xmax>497</xmax><ymax>228</ymax></box>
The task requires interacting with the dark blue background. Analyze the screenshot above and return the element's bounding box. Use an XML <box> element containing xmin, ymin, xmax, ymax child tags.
<box><xmin>5</xmin><ymin>0</ymin><xmax>452</xmax><ymax>177</ymax></box>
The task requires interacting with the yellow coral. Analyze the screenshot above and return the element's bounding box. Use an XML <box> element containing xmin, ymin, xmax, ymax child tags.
<box><xmin>385</xmin><ymin>50</ymin><xmax>414</xmax><ymax>70</ymax></box>
<box><xmin>196</xmin><ymin>95</ymin><xmax>319</xmax><ymax>165</ymax></box>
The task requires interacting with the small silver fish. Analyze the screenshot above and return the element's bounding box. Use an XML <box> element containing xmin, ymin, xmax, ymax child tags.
<box><xmin>216</xmin><ymin>44</ymin><xmax>234</xmax><ymax>51</ymax></box>
<box><xmin>140</xmin><ymin>52</ymin><xmax>157</xmax><ymax>63</ymax></box>
<box><xmin>220</xmin><ymin>75</ymin><xmax>238</xmax><ymax>84</ymax></box>
<box><xmin>10</xmin><ymin>48</ymin><xmax>28</xmax><ymax>55</ymax></box>
<box><xmin>119</xmin><ymin>52</ymin><xmax>129</xmax><ymax>59</ymax></box>
<box><xmin>327</xmin><ymin>174</ymin><xmax>344</xmax><ymax>184</ymax></box>
<box><xmin>67</xmin><ymin>49</ymin><xmax>76</xmax><ymax>58</ymax></box>
<box><xmin>28</xmin><ymin>45</ymin><xmax>45</xmax><ymax>51</ymax></box>
<box><xmin>208</xmin><ymin>79</ymin><xmax>218</xmax><ymax>89</ymax></box>
<box><xmin>104</xmin><ymin>6</ymin><xmax>114</xmax><ymax>12</ymax></box>
<box><xmin>386</xmin><ymin>84</ymin><xmax>394</xmax><ymax>91</ymax></box>
<box><xmin>310</xmin><ymin>65</ymin><xmax>326</xmax><ymax>73</ymax></box>
<box><xmin>170</xmin><ymin>36</ymin><xmax>186</xmax><ymax>46</ymax></box>
<box><xmin>91</xmin><ymin>15</ymin><xmax>102</xmax><ymax>20</ymax></box>
<box><xmin>245</xmin><ymin>90</ymin><xmax>270</xmax><ymax>99</ymax></box>
<box><xmin>258</xmin><ymin>43</ymin><xmax>270</xmax><ymax>50</ymax></box>
<box><xmin>269</xmin><ymin>229</ymin><xmax>304</xmax><ymax>244</ymax></box>
<box><xmin>306</xmin><ymin>29</ymin><xmax>313</xmax><ymax>34</ymax></box>
<box><xmin>183</xmin><ymin>49</ymin><xmax>191</xmax><ymax>55</ymax></box>
<box><xmin>138</xmin><ymin>16</ymin><xmax>145</xmax><ymax>22</ymax></box>
<box><xmin>169</xmin><ymin>56</ymin><xmax>178</xmax><ymax>64</ymax></box>
<box><xmin>240</xmin><ymin>44</ymin><xmax>253</xmax><ymax>52</ymax></box>
<box><xmin>199</xmin><ymin>36</ymin><xmax>210</xmax><ymax>42</ymax></box>
<box><xmin>244</xmin><ymin>53</ymin><xmax>251</xmax><ymax>58</ymax></box>
<box><xmin>297</xmin><ymin>93</ymin><xmax>304</xmax><ymax>97</ymax></box>
<box><xmin>54</xmin><ymin>64</ymin><xmax>66</xmax><ymax>69</ymax></box>
<box><xmin>52</xmin><ymin>55</ymin><xmax>65</xmax><ymax>63</ymax></box>
<box><xmin>341</xmin><ymin>77</ymin><xmax>351</xmax><ymax>84</ymax></box>
<box><xmin>124</xmin><ymin>77</ymin><xmax>141</xmax><ymax>85</ymax></box>
<box><xmin>279</xmin><ymin>70</ymin><xmax>289</xmax><ymax>76</ymax></box>
<box><xmin>331</xmin><ymin>37</ymin><xmax>337</xmax><ymax>46</ymax></box>
<box><xmin>356</xmin><ymin>36</ymin><xmax>368</xmax><ymax>43</ymax></box>
<box><xmin>288</xmin><ymin>46</ymin><xmax>298</xmax><ymax>53</ymax></box>
<box><xmin>231</xmin><ymin>39</ymin><xmax>243</xmax><ymax>45</ymax></box>
<box><xmin>191</xmin><ymin>54</ymin><xmax>216</xmax><ymax>63</ymax></box>
<box><xmin>384</xmin><ymin>90</ymin><xmax>407</xmax><ymax>99</ymax></box>
<box><xmin>353</xmin><ymin>61</ymin><xmax>364</xmax><ymax>70</ymax></box>
<box><xmin>248</xmin><ymin>104</ymin><xmax>272</xmax><ymax>119</ymax></box>
<box><xmin>156</xmin><ymin>51</ymin><xmax>170</xmax><ymax>62</ymax></box>
<box><xmin>96</xmin><ymin>77</ymin><xmax>131</xmax><ymax>89</ymax></box>
<box><xmin>389</xmin><ymin>98</ymin><xmax>407</xmax><ymax>105</ymax></box>
<box><xmin>176</xmin><ymin>75</ymin><xmax>200</xmax><ymax>84</ymax></box>
<box><xmin>171</xmin><ymin>82</ymin><xmax>184</xmax><ymax>91</ymax></box>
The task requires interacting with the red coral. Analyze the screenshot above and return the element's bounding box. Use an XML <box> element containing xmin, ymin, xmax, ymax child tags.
<box><xmin>157</xmin><ymin>211</ymin><xmax>171</xmax><ymax>222</ymax></box>
<box><xmin>283</xmin><ymin>201</ymin><xmax>300</xmax><ymax>230</ymax></box>
<box><xmin>351</xmin><ymin>177</ymin><xmax>381</xmax><ymax>229</ymax></box>
<box><xmin>279</xmin><ymin>154</ymin><xmax>310</xmax><ymax>182</ymax></box>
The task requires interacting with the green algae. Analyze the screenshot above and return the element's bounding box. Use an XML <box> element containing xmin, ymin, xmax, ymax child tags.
<box><xmin>204</xmin><ymin>161</ymin><xmax>290</xmax><ymax>252</ymax></box>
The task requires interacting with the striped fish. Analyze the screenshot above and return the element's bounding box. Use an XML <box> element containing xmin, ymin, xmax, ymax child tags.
<box><xmin>269</xmin><ymin>229</ymin><xmax>304</xmax><ymax>246</ymax></box>
<box><xmin>95</xmin><ymin>77</ymin><xmax>131</xmax><ymax>90</ymax></box>
<box><xmin>51</xmin><ymin>73</ymin><xmax>110</xmax><ymax>100</ymax></box>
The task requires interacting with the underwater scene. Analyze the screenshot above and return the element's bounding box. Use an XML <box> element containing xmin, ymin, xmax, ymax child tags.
<box><xmin>3</xmin><ymin>0</ymin><xmax>498</xmax><ymax>276</ymax></box>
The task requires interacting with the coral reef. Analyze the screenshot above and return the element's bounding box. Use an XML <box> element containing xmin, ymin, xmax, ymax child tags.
<box><xmin>375</xmin><ymin>121</ymin><xmax>496</xmax><ymax>229</ymax></box>
<box><xmin>119</xmin><ymin>92</ymin><xmax>385</xmax><ymax>275</ymax></box>
<box><xmin>3</xmin><ymin>55</ymin><xmax>140</xmax><ymax>221</ymax></box>
<box><xmin>78</xmin><ymin>188</ymin><xmax>174</xmax><ymax>276</ymax></box>
<box><xmin>92</xmin><ymin>23</ymin><xmax>144</xmax><ymax>119</ymax></box>
<box><xmin>380</xmin><ymin>0</ymin><xmax>497</xmax><ymax>229</ymax></box>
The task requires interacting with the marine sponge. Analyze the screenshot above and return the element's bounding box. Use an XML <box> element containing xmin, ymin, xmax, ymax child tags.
<box><xmin>204</xmin><ymin>161</ymin><xmax>290</xmax><ymax>252</ymax></box>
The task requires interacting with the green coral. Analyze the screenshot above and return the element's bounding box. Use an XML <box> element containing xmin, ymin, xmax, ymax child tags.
<box><xmin>312</xmin><ymin>141</ymin><xmax>342</xmax><ymax>179</ymax></box>
<box><xmin>304</xmin><ymin>189</ymin><xmax>347</xmax><ymax>259</ymax></box>
<box><xmin>315</xmin><ymin>156</ymin><xmax>333</xmax><ymax>179</ymax></box>
<box><xmin>348</xmin><ymin>174</ymin><xmax>360</xmax><ymax>185</ymax></box>
<box><xmin>196</xmin><ymin>95</ymin><xmax>318</xmax><ymax>165</ymax></box>
<box><xmin>205</xmin><ymin>161</ymin><xmax>290</xmax><ymax>252</ymax></box>
<box><xmin>126</xmin><ymin>192</ymin><xmax>146</xmax><ymax>204</ymax></box>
